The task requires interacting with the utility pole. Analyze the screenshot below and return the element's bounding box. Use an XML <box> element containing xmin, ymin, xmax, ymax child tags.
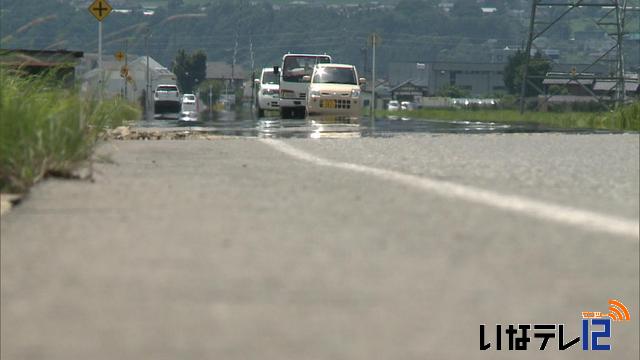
<box><xmin>370</xmin><ymin>33</ymin><xmax>378</xmax><ymax>117</ymax></box>
<box><xmin>209</xmin><ymin>83</ymin><xmax>213</xmax><ymax>115</ymax></box>
<box><xmin>249</xmin><ymin>36</ymin><xmax>255</xmax><ymax>76</ymax></box>
<box><xmin>145</xmin><ymin>29</ymin><xmax>152</xmax><ymax>120</ymax></box>
<box><xmin>614</xmin><ymin>0</ymin><xmax>626</xmax><ymax>107</ymax></box>
<box><xmin>361</xmin><ymin>47</ymin><xmax>369</xmax><ymax>77</ymax></box>
<box><xmin>519</xmin><ymin>0</ymin><xmax>537</xmax><ymax>114</ymax></box>
<box><xmin>251</xmin><ymin>70</ymin><xmax>255</xmax><ymax>108</ymax></box>
<box><xmin>225</xmin><ymin>79</ymin><xmax>229</xmax><ymax>110</ymax></box>
<box><xmin>231</xmin><ymin>31</ymin><xmax>238</xmax><ymax>99</ymax></box>
<box><xmin>519</xmin><ymin>0</ymin><xmax>632</xmax><ymax>112</ymax></box>
<box><xmin>249</xmin><ymin>36</ymin><xmax>255</xmax><ymax>109</ymax></box>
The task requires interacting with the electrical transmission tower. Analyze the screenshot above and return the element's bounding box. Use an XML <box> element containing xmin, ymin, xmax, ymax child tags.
<box><xmin>519</xmin><ymin>0</ymin><xmax>638</xmax><ymax>112</ymax></box>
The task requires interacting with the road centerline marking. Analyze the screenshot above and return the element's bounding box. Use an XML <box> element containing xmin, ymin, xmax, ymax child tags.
<box><xmin>260</xmin><ymin>139</ymin><xmax>639</xmax><ymax>240</ymax></box>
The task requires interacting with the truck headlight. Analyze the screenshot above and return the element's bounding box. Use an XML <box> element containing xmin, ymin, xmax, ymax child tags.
<box><xmin>351</xmin><ymin>89</ymin><xmax>360</xmax><ymax>98</ymax></box>
<box><xmin>280</xmin><ymin>89</ymin><xmax>295</xmax><ymax>99</ymax></box>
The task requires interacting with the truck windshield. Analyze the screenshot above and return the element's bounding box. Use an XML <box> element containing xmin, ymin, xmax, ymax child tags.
<box><xmin>312</xmin><ymin>67</ymin><xmax>357</xmax><ymax>85</ymax></box>
<box><xmin>262</xmin><ymin>71</ymin><xmax>279</xmax><ymax>84</ymax></box>
<box><xmin>282</xmin><ymin>56</ymin><xmax>330</xmax><ymax>83</ymax></box>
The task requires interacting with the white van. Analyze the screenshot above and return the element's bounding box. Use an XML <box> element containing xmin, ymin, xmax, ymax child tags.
<box><xmin>181</xmin><ymin>94</ymin><xmax>198</xmax><ymax>113</ymax></box>
<box><xmin>255</xmin><ymin>68</ymin><xmax>279</xmax><ymax>117</ymax></box>
<box><xmin>305</xmin><ymin>63</ymin><xmax>365</xmax><ymax>117</ymax></box>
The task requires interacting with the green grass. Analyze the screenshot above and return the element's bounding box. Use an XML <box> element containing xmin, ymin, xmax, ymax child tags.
<box><xmin>380</xmin><ymin>102</ymin><xmax>640</xmax><ymax>132</ymax></box>
<box><xmin>0</xmin><ymin>71</ymin><xmax>141</xmax><ymax>193</ymax></box>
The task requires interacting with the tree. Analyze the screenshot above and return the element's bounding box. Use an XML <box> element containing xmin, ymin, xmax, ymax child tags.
<box><xmin>168</xmin><ymin>0</ymin><xmax>183</xmax><ymax>11</ymax></box>
<box><xmin>436</xmin><ymin>85</ymin><xmax>470</xmax><ymax>98</ymax></box>
<box><xmin>451</xmin><ymin>0</ymin><xmax>482</xmax><ymax>17</ymax></box>
<box><xmin>197</xmin><ymin>80</ymin><xmax>224</xmax><ymax>110</ymax></box>
<box><xmin>171</xmin><ymin>50</ymin><xmax>207</xmax><ymax>93</ymax></box>
<box><xmin>503</xmin><ymin>50</ymin><xmax>551</xmax><ymax>96</ymax></box>
<box><xmin>190</xmin><ymin>50</ymin><xmax>207</xmax><ymax>90</ymax></box>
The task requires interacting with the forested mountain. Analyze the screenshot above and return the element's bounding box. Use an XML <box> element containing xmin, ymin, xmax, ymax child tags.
<box><xmin>2</xmin><ymin>0</ymin><xmax>637</xmax><ymax>75</ymax></box>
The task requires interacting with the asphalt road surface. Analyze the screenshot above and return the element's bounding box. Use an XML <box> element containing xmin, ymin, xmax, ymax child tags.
<box><xmin>2</xmin><ymin>133</ymin><xmax>638</xmax><ymax>359</ymax></box>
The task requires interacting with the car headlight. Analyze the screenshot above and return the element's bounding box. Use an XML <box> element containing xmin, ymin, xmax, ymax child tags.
<box><xmin>310</xmin><ymin>90</ymin><xmax>320</xmax><ymax>98</ymax></box>
<box><xmin>351</xmin><ymin>89</ymin><xmax>360</xmax><ymax>98</ymax></box>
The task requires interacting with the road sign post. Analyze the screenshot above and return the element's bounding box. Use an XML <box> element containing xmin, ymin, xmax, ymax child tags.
<box><xmin>123</xmin><ymin>40</ymin><xmax>128</xmax><ymax>100</ymax></box>
<box><xmin>88</xmin><ymin>0</ymin><xmax>112</xmax><ymax>99</ymax></box>
<box><xmin>369</xmin><ymin>33</ymin><xmax>381</xmax><ymax>117</ymax></box>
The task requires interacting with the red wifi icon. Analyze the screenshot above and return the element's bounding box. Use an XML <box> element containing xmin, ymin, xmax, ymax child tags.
<box><xmin>608</xmin><ymin>299</ymin><xmax>631</xmax><ymax>321</ymax></box>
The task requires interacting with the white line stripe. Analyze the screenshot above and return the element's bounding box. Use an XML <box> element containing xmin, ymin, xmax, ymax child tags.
<box><xmin>261</xmin><ymin>139</ymin><xmax>639</xmax><ymax>240</ymax></box>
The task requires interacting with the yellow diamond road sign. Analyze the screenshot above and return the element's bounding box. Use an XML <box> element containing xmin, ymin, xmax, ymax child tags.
<box><xmin>368</xmin><ymin>33</ymin><xmax>382</xmax><ymax>46</ymax></box>
<box><xmin>89</xmin><ymin>0</ymin><xmax>112</xmax><ymax>22</ymax></box>
<box><xmin>115</xmin><ymin>51</ymin><xmax>125</xmax><ymax>61</ymax></box>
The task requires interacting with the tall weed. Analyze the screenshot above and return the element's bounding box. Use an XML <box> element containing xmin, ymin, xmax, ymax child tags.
<box><xmin>0</xmin><ymin>71</ymin><xmax>140</xmax><ymax>192</ymax></box>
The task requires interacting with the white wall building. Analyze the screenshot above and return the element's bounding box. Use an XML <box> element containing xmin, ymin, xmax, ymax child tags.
<box><xmin>82</xmin><ymin>55</ymin><xmax>176</xmax><ymax>104</ymax></box>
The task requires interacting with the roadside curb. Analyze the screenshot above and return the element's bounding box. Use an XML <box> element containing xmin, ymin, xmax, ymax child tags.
<box><xmin>105</xmin><ymin>126</ymin><xmax>234</xmax><ymax>141</ymax></box>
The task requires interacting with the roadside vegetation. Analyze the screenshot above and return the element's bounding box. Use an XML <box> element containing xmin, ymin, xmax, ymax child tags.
<box><xmin>0</xmin><ymin>71</ymin><xmax>140</xmax><ymax>193</ymax></box>
<box><xmin>382</xmin><ymin>101</ymin><xmax>640</xmax><ymax>132</ymax></box>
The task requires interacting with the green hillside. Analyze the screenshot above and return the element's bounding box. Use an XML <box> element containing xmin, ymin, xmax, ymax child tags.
<box><xmin>2</xmin><ymin>0</ymin><xmax>638</xmax><ymax>76</ymax></box>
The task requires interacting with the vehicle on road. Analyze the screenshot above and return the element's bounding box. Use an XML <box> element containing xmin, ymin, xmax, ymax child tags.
<box><xmin>178</xmin><ymin>111</ymin><xmax>198</xmax><ymax>122</ymax></box>
<box><xmin>181</xmin><ymin>94</ymin><xmax>198</xmax><ymax>113</ymax></box>
<box><xmin>400</xmin><ymin>101</ymin><xmax>416</xmax><ymax>111</ymax></box>
<box><xmin>305</xmin><ymin>63</ymin><xmax>365</xmax><ymax>117</ymax></box>
<box><xmin>154</xmin><ymin>84</ymin><xmax>181</xmax><ymax>115</ymax></box>
<box><xmin>255</xmin><ymin>67</ymin><xmax>280</xmax><ymax>117</ymax></box>
<box><xmin>387</xmin><ymin>100</ymin><xmax>400</xmax><ymax>111</ymax></box>
<box><xmin>450</xmin><ymin>98</ymin><xmax>498</xmax><ymax>108</ymax></box>
<box><xmin>277</xmin><ymin>53</ymin><xmax>331</xmax><ymax>119</ymax></box>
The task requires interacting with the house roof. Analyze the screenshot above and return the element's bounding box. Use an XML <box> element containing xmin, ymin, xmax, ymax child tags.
<box><xmin>390</xmin><ymin>80</ymin><xmax>428</xmax><ymax>93</ymax></box>
<box><xmin>430</xmin><ymin>62</ymin><xmax>505</xmax><ymax>72</ymax></box>
<box><xmin>129</xmin><ymin>56</ymin><xmax>174</xmax><ymax>76</ymax></box>
<box><xmin>82</xmin><ymin>55</ymin><xmax>175</xmax><ymax>81</ymax></box>
<box><xmin>544</xmin><ymin>95</ymin><xmax>599</xmax><ymax>103</ymax></box>
<box><xmin>206</xmin><ymin>61</ymin><xmax>247</xmax><ymax>80</ymax></box>
<box><xmin>542</xmin><ymin>78</ymin><xmax>594</xmax><ymax>85</ymax></box>
<box><xmin>0</xmin><ymin>48</ymin><xmax>83</xmax><ymax>67</ymax></box>
<box><xmin>593</xmin><ymin>80</ymin><xmax>639</xmax><ymax>92</ymax></box>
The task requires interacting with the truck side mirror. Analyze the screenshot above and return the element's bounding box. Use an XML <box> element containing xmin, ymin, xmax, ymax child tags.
<box><xmin>302</xmin><ymin>75</ymin><xmax>311</xmax><ymax>82</ymax></box>
<box><xmin>359</xmin><ymin>78</ymin><xmax>366</xmax><ymax>84</ymax></box>
<box><xmin>254</xmin><ymin>79</ymin><xmax>260</xmax><ymax>85</ymax></box>
<box><xmin>273</xmin><ymin>66</ymin><xmax>280</xmax><ymax>75</ymax></box>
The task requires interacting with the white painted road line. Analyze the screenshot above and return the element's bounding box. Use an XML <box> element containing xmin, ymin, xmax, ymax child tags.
<box><xmin>261</xmin><ymin>139</ymin><xmax>640</xmax><ymax>240</ymax></box>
